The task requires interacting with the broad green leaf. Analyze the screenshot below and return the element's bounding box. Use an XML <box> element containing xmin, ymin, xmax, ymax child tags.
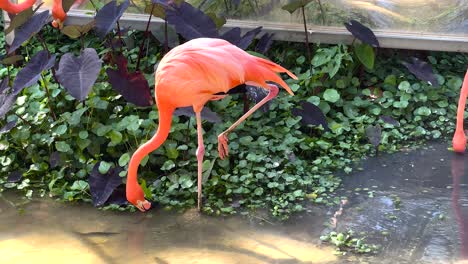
<box><xmin>98</xmin><ymin>161</ymin><xmax>112</xmax><ymax>174</ymax></box>
<box><xmin>323</xmin><ymin>89</ymin><xmax>340</xmax><ymax>103</ymax></box>
<box><xmin>354</xmin><ymin>43</ymin><xmax>375</xmax><ymax>70</ymax></box>
<box><xmin>55</xmin><ymin>141</ymin><xmax>71</xmax><ymax>152</ymax></box>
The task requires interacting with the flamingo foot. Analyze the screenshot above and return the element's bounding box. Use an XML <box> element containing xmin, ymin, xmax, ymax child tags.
<box><xmin>217</xmin><ymin>133</ymin><xmax>229</xmax><ymax>159</ymax></box>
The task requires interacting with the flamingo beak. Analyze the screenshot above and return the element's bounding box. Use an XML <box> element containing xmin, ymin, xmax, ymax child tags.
<box><xmin>136</xmin><ymin>199</ymin><xmax>153</xmax><ymax>212</ymax></box>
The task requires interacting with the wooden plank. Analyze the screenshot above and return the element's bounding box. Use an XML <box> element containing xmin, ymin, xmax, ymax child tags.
<box><xmin>4</xmin><ymin>9</ymin><xmax>468</xmax><ymax>52</ymax></box>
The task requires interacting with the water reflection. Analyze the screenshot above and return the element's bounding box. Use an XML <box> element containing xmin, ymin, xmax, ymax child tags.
<box><xmin>2</xmin><ymin>142</ymin><xmax>468</xmax><ymax>263</ymax></box>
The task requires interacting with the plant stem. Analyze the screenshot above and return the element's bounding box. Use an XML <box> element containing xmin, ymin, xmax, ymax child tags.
<box><xmin>136</xmin><ymin>4</ymin><xmax>154</xmax><ymax>71</ymax></box>
<box><xmin>317</xmin><ymin>0</ymin><xmax>326</xmax><ymax>25</ymax></box>
<box><xmin>36</xmin><ymin>32</ymin><xmax>61</xmax><ymax>85</ymax></box>
<box><xmin>88</xmin><ymin>0</ymin><xmax>99</xmax><ymax>12</ymax></box>
<box><xmin>15</xmin><ymin>114</ymin><xmax>32</xmax><ymax>126</ymax></box>
<box><xmin>80</xmin><ymin>34</ymin><xmax>84</xmax><ymax>50</ymax></box>
<box><xmin>164</xmin><ymin>20</ymin><xmax>169</xmax><ymax>54</ymax></box>
<box><xmin>116</xmin><ymin>21</ymin><xmax>123</xmax><ymax>53</ymax></box>
<box><xmin>40</xmin><ymin>76</ymin><xmax>57</xmax><ymax>121</ymax></box>
<box><xmin>301</xmin><ymin>6</ymin><xmax>311</xmax><ymax>62</ymax></box>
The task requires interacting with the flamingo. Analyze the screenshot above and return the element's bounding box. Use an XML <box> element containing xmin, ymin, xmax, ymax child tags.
<box><xmin>453</xmin><ymin>69</ymin><xmax>468</xmax><ymax>153</ymax></box>
<box><xmin>126</xmin><ymin>38</ymin><xmax>298</xmax><ymax>212</ymax></box>
<box><xmin>0</xmin><ymin>0</ymin><xmax>79</xmax><ymax>29</ymax></box>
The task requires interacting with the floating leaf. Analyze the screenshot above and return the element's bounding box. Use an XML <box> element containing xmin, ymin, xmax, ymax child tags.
<box><xmin>174</xmin><ymin>106</ymin><xmax>221</xmax><ymax>123</ymax></box>
<box><xmin>95</xmin><ymin>0</ymin><xmax>130</xmax><ymax>39</ymax></box>
<box><xmin>354</xmin><ymin>43</ymin><xmax>374</xmax><ymax>70</ymax></box>
<box><xmin>292</xmin><ymin>101</ymin><xmax>329</xmax><ymax>131</ymax></box>
<box><xmin>9</xmin><ymin>10</ymin><xmax>50</xmax><ymax>54</ymax></box>
<box><xmin>344</xmin><ymin>20</ymin><xmax>379</xmax><ymax>47</ymax></box>
<box><xmin>166</xmin><ymin>2</ymin><xmax>219</xmax><ymax>40</ymax></box>
<box><xmin>401</xmin><ymin>57</ymin><xmax>439</xmax><ymax>87</ymax></box>
<box><xmin>49</xmin><ymin>151</ymin><xmax>61</xmax><ymax>168</ymax></box>
<box><xmin>88</xmin><ymin>163</ymin><xmax>125</xmax><ymax>207</ymax></box>
<box><xmin>5</xmin><ymin>7</ymin><xmax>33</xmax><ymax>34</ymax></box>
<box><xmin>365</xmin><ymin>124</ymin><xmax>382</xmax><ymax>147</ymax></box>
<box><xmin>106</xmin><ymin>69</ymin><xmax>153</xmax><ymax>107</ymax></box>
<box><xmin>7</xmin><ymin>171</ymin><xmax>22</xmax><ymax>183</ymax></box>
<box><xmin>61</xmin><ymin>21</ymin><xmax>95</xmax><ymax>39</ymax></box>
<box><xmin>0</xmin><ymin>120</ymin><xmax>17</xmax><ymax>134</ymax></box>
<box><xmin>1</xmin><ymin>55</ymin><xmax>23</xmax><ymax>65</ymax></box>
<box><xmin>56</xmin><ymin>48</ymin><xmax>102</xmax><ymax>101</ymax></box>
<box><xmin>380</xmin><ymin>115</ymin><xmax>400</xmax><ymax>126</ymax></box>
<box><xmin>281</xmin><ymin>0</ymin><xmax>312</xmax><ymax>13</ymax></box>
<box><xmin>12</xmin><ymin>50</ymin><xmax>56</xmax><ymax>93</ymax></box>
<box><xmin>256</xmin><ymin>33</ymin><xmax>275</xmax><ymax>54</ymax></box>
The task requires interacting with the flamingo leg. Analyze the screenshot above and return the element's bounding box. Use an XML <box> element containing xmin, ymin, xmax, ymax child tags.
<box><xmin>453</xmin><ymin>70</ymin><xmax>468</xmax><ymax>153</ymax></box>
<box><xmin>195</xmin><ymin>111</ymin><xmax>205</xmax><ymax>211</ymax></box>
<box><xmin>218</xmin><ymin>84</ymin><xmax>279</xmax><ymax>159</ymax></box>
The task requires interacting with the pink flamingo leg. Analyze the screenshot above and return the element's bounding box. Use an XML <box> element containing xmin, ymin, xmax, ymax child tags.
<box><xmin>453</xmin><ymin>69</ymin><xmax>468</xmax><ymax>153</ymax></box>
<box><xmin>218</xmin><ymin>84</ymin><xmax>279</xmax><ymax>160</ymax></box>
<box><xmin>195</xmin><ymin>111</ymin><xmax>205</xmax><ymax>211</ymax></box>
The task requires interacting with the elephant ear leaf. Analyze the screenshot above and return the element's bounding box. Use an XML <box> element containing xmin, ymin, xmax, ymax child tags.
<box><xmin>174</xmin><ymin>106</ymin><xmax>221</xmax><ymax>123</ymax></box>
<box><xmin>292</xmin><ymin>101</ymin><xmax>329</xmax><ymax>131</ymax></box>
<box><xmin>401</xmin><ymin>57</ymin><xmax>439</xmax><ymax>87</ymax></box>
<box><xmin>12</xmin><ymin>50</ymin><xmax>56</xmax><ymax>94</ymax></box>
<box><xmin>56</xmin><ymin>48</ymin><xmax>102</xmax><ymax>101</ymax></box>
<box><xmin>365</xmin><ymin>124</ymin><xmax>382</xmax><ymax>147</ymax></box>
<box><xmin>165</xmin><ymin>2</ymin><xmax>219</xmax><ymax>40</ymax></box>
<box><xmin>95</xmin><ymin>0</ymin><xmax>130</xmax><ymax>39</ymax></box>
<box><xmin>344</xmin><ymin>20</ymin><xmax>380</xmax><ymax>47</ymax></box>
<box><xmin>9</xmin><ymin>10</ymin><xmax>50</xmax><ymax>54</ymax></box>
<box><xmin>0</xmin><ymin>78</ymin><xmax>18</xmax><ymax>120</ymax></box>
<box><xmin>88</xmin><ymin>163</ymin><xmax>126</xmax><ymax>207</ymax></box>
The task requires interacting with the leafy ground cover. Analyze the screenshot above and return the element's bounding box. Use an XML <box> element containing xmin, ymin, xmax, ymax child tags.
<box><xmin>0</xmin><ymin>1</ymin><xmax>467</xmax><ymax>221</ymax></box>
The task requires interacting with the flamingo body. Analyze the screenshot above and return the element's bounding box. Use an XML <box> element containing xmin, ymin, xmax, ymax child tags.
<box><xmin>0</xmin><ymin>0</ymin><xmax>35</xmax><ymax>14</ymax></box>
<box><xmin>126</xmin><ymin>38</ymin><xmax>297</xmax><ymax>212</ymax></box>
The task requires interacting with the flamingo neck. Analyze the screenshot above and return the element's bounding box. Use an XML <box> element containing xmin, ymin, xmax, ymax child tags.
<box><xmin>0</xmin><ymin>0</ymin><xmax>36</xmax><ymax>14</ymax></box>
<box><xmin>126</xmin><ymin>105</ymin><xmax>174</xmax><ymax>192</ymax></box>
<box><xmin>455</xmin><ymin>70</ymin><xmax>468</xmax><ymax>135</ymax></box>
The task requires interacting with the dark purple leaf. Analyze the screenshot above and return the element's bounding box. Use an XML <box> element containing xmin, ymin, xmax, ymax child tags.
<box><xmin>292</xmin><ymin>101</ymin><xmax>329</xmax><ymax>131</ymax></box>
<box><xmin>56</xmin><ymin>48</ymin><xmax>102</xmax><ymax>101</ymax></box>
<box><xmin>231</xmin><ymin>0</ymin><xmax>241</xmax><ymax>7</ymax></box>
<box><xmin>166</xmin><ymin>2</ymin><xmax>219</xmax><ymax>40</ymax></box>
<box><xmin>7</xmin><ymin>171</ymin><xmax>22</xmax><ymax>183</ymax></box>
<box><xmin>0</xmin><ymin>80</ymin><xmax>17</xmax><ymax>120</ymax></box>
<box><xmin>237</xmin><ymin>27</ymin><xmax>262</xmax><ymax>50</ymax></box>
<box><xmin>221</xmin><ymin>27</ymin><xmax>242</xmax><ymax>44</ymax></box>
<box><xmin>0</xmin><ymin>120</ymin><xmax>16</xmax><ymax>134</ymax></box>
<box><xmin>106</xmin><ymin>69</ymin><xmax>153</xmax><ymax>107</ymax></box>
<box><xmin>401</xmin><ymin>57</ymin><xmax>439</xmax><ymax>87</ymax></box>
<box><xmin>174</xmin><ymin>106</ymin><xmax>221</xmax><ymax>123</ymax></box>
<box><xmin>95</xmin><ymin>0</ymin><xmax>130</xmax><ymax>39</ymax></box>
<box><xmin>380</xmin><ymin>115</ymin><xmax>400</xmax><ymax>126</ymax></box>
<box><xmin>12</xmin><ymin>50</ymin><xmax>55</xmax><ymax>94</ymax></box>
<box><xmin>88</xmin><ymin>163</ymin><xmax>125</xmax><ymax>207</ymax></box>
<box><xmin>344</xmin><ymin>20</ymin><xmax>379</xmax><ymax>48</ymax></box>
<box><xmin>106</xmin><ymin>185</ymin><xmax>127</xmax><ymax>205</ymax></box>
<box><xmin>8</xmin><ymin>10</ymin><xmax>50</xmax><ymax>54</ymax></box>
<box><xmin>255</xmin><ymin>33</ymin><xmax>275</xmax><ymax>54</ymax></box>
<box><xmin>49</xmin><ymin>151</ymin><xmax>61</xmax><ymax>168</ymax></box>
<box><xmin>365</xmin><ymin>124</ymin><xmax>381</xmax><ymax>147</ymax></box>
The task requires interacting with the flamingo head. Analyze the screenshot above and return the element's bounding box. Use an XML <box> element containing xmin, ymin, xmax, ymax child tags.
<box><xmin>51</xmin><ymin>18</ymin><xmax>64</xmax><ymax>29</ymax></box>
<box><xmin>126</xmin><ymin>184</ymin><xmax>152</xmax><ymax>212</ymax></box>
<box><xmin>453</xmin><ymin>131</ymin><xmax>467</xmax><ymax>153</ymax></box>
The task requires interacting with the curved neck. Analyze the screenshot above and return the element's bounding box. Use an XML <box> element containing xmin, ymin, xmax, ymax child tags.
<box><xmin>52</xmin><ymin>0</ymin><xmax>65</xmax><ymax>19</ymax></box>
<box><xmin>455</xmin><ymin>70</ymin><xmax>468</xmax><ymax>134</ymax></box>
<box><xmin>0</xmin><ymin>0</ymin><xmax>36</xmax><ymax>14</ymax></box>
<box><xmin>127</xmin><ymin>105</ymin><xmax>174</xmax><ymax>189</ymax></box>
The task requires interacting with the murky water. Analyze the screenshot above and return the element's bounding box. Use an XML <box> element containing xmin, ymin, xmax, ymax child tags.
<box><xmin>1</xmin><ymin>141</ymin><xmax>468</xmax><ymax>263</ymax></box>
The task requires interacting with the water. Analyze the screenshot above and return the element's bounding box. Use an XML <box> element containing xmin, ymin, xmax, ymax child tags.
<box><xmin>1</xmin><ymin>141</ymin><xmax>468</xmax><ymax>263</ymax></box>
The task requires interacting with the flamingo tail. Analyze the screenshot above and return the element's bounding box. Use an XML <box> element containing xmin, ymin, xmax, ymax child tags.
<box><xmin>0</xmin><ymin>0</ymin><xmax>36</xmax><ymax>14</ymax></box>
<box><xmin>126</xmin><ymin>104</ymin><xmax>174</xmax><ymax>189</ymax></box>
<box><xmin>246</xmin><ymin>56</ymin><xmax>298</xmax><ymax>95</ymax></box>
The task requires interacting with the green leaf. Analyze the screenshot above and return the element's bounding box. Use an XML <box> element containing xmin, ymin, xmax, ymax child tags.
<box><xmin>108</xmin><ymin>130</ymin><xmax>123</xmax><ymax>144</ymax></box>
<box><xmin>281</xmin><ymin>0</ymin><xmax>313</xmax><ymax>13</ymax></box>
<box><xmin>70</xmin><ymin>180</ymin><xmax>89</xmax><ymax>191</ymax></box>
<box><xmin>323</xmin><ymin>89</ymin><xmax>340</xmax><ymax>103</ymax></box>
<box><xmin>354</xmin><ymin>43</ymin><xmax>375</xmax><ymax>70</ymax></box>
<box><xmin>254</xmin><ymin>187</ymin><xmax>264</xmax><ymax>196</ymax></box>
<box><xmin>118</xmin><ymin>153</ymin><xmax>131</xmax><ymax>167</ymax></box>
<box><xmin>161</xmin><ymin>160</ymin><xmax>175</xmax><ymax>171</ymax></box>
<box><xmin>398</xmin><ymin>81</ymin><xmax>411</xmax><ymax>92</ymax></box>
<box><xmin>179</xmin><ymin>175</ymin><xmax>194</xmax><ymax>189</ymax></box>
<box><xmin>55</xmin><ymin>141</ymin><xmax>71</xmax><ymax>152</ymax></box>
<box><xmin>78</xmin><ymin>130</ymin><xmax>89</xmax><ymax>139</ymax></box>
<box><xmin>98</xmin><ymin>161</ymin><xmax>112</xmax><ymax>174</ymax></box>
<box><xmin>68</xmin><ymin>108</ymin><xmax>87</xmax><ymax>126</ymax></box>
<box><xmin>54</xmin><ymin>124</ymin><xmax>67</xmax><ymax>135</ymax></box>
<box><xmin>140</xmin><ymin>179</ymin><xmax>153</xmax><ymax>199</ymax></box>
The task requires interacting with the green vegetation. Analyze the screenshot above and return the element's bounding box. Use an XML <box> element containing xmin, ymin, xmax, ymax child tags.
<box><xmin>320</xmin><ymin>230</ymin><xmax>380</xmax><ymax>254</ymax></box>
<box><xmin>0</xmin><ymin>2</ymin><xmax>467</xmax><ymax>223</ymax></box>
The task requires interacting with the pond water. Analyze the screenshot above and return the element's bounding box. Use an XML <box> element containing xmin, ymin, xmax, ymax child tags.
<box><xmin>1</xmin><ymin>141</ymin><xmax>468</xmax><ymax>263</ymax></box>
